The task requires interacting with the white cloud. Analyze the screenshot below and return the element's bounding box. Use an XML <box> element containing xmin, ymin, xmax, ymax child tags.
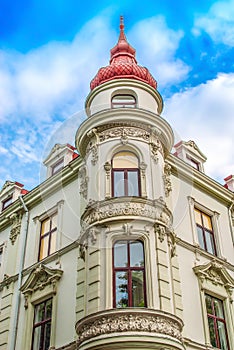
<box><xmin>129</xmin><ymin>16</ymin><xmax>190</xmax><ymax>86</ymax></box>
<box><xmin>163</xmin><ymin>73</ymin><xmax>234</xmax><ymax>182</ymax></box>
<box><xmin>194</xmin><ymin>0</ymin><xmax>234</xmax><ymax>46</ymax></box>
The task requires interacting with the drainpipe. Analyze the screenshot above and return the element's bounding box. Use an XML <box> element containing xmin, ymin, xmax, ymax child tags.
<box><xmin>10</xmin><ymin>195</ymin><xmax>29</xmax><ymax>350</ymax></box>
<box><xmin>228</xmin><ymin>200</ymin><xmax>234</xmax><ymax>247</ymax></box>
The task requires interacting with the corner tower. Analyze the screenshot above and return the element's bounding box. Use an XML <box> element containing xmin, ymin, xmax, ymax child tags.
<box><xmin>75</xmin><ymin>17</ymin><xmax>184</xmax><ymax>350</ymax></box>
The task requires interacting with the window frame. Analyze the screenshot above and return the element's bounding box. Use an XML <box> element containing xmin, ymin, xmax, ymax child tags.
<box><xmin>38</xmin><ymin>213</ymin><xmax>58</xmax><ymax>261</ymax></box>
<box><xmin>194</xmin><ymin>207</ymin><xmax>217</xmax><ymax>256</ymax></box>
<box><xmin>113</xmin><ymin>240</ymin><xmax>147</xmax><ymax>308</ymax></box>
<box><xmin>205</xmin><ymin>294</ymin><xmax>230</xmax><ymax>350</ymax></box>
<box><xmin>111</xmin><ymin>94</ymin><xmax>136</xmax><ymax>108</ymax></box>
<box><xmin>51</xmin><ymin>159</ymin><xmax>64</xmax><ymax>176</ymax></box>
<box><xmin>2</xmin><ymin>196</ymin><xmax>13</xmax><ymax>211</ymax></box>
<box><xmin>31</xmin><ymin>298</ymin><xmax>53</xmax><ymax>350</ymax></box>
<box><xmin>186</xmin><ymin>155</ymin><xmax>200</xmax><ymax>170</ymax></box>
<box><xmin>111</xmin><ymin>152</ymin><xmax>141</xmax><ymax>197</ymax></box>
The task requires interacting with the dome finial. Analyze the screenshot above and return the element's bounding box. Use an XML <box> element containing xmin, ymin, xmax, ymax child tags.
<box><xmin>120</xmin><ymin>15</ymin><xmax>124</xmax><ymax>31</ymax></box>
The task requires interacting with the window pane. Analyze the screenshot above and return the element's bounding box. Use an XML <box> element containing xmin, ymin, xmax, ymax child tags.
<box><xmin>130</xmin><ymin>241</ymin><xmax>144</xmax><ymax>267</ymax></box>
<box><xmin>45</xmin><ymin>299</ymin><xmax>53</xmax><ymax>319</ymax></box>
<box><xmin>112</xmin><ymin>95</ymin><xmax>136</xmax><ymax>108</ymax></box>
<box><xmin>127</xmin><ymin>171</ymin><xmax>139</xmax><ymax>196</ymax></box>
<box><xmin>114</xmin><ymin>171</ymin><xmax>125</xmax><ymax>197</ymax></box>
<box><xmin>116</xmin><ymin>271</ymin><xmax>128</xmax><ymax>308</ymax></box>
<box><xmin>34</xmin><ymin>303</ymin><xmax>45</xmax><ymax>324</ymax></box>
<box><xmin>202</xmin><ymin>213</ymin><xmax>213</xmax><ymax>230</ymax></box>
<box><xmin>41</xmin><ymin>218</ymin><xmax>50</xmax><ymax>235</ymax></box>
<box><xmin>51</xmin><ymin>213</ymin><xmax>57</xmax><ymax>230</ymax></box>
<box><xmin>205</xmin><ymin>294</ymin><xmax>213</xmax><ymax>314</ymax></box>
<box><xmin>195</xmin><ymin>209</ymin><xmax>202</xmax><ymax>225</ymax></box>
<box><xmin>197</xmin><ymin>226</ymin><xmax>205</xmax><ymax>249</ymax></box>
<box><xmin>114</xmin><ymin>242</ymin><xmax>127</xmax><ymax>267</ymax></box>
<box><xmin>113</xmin><ymin>152</ymin><xmax>138</xmax><ymax>168</ymax></box>
<box><xmin>208</xmin><ymin>317</ymin><xmax>218</xmax><ymax>348</ymax></box>
<box><xmin>50</xmin><ymin>233</ymin><xmax>57</xmax><ymax>255</ymax></box>
<box><xmin>132</xmin><ymin>270</ymin><xmax>145</xmax><ymax>307</ymax></box>
<box><xmin>39</xmin><ymin>236</ymin><xmax>49</xmax><ymax>260</ymax></box>
<box><xmin>32</xmin><ymin>326</ymin><xmax>42</xmax><ymax>350</ymax></box>
<box><xmin>205</xmin><ymin>230</ymin><xmax>215</xmax><ymax>255</ymax></box>
<box><xmin>217</xmin><ymin>321</ymin><xmax>229</xmax><ymax>350</ymax></box>
<box><xmin>44</xmin><ymin>322</ymin><xmax>52</xmax><ymax>350</ymax></box>
<box><xmin>214</xmin><ymin>298</ymin><xmax>224</xmax><ymax>318</ymax></box>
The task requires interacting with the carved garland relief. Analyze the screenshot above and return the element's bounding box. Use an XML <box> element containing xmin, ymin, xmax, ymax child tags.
<box><xmin>76</xmin><ymin>311</ymin><xmax>183</xmax><ymax>344</ymax></box>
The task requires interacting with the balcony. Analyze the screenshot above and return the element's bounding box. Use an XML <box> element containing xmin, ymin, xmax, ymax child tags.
<box><xmin>76</xmin><ymin>308</ymin><xmax>184</xmax><ymax>350</ymax></box>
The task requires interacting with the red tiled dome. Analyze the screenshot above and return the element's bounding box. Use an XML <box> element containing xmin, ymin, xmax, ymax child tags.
<box><xmin>90</xmin><ymin>17</ymin><xmax>157</xmax><ymax>90</ymax></box>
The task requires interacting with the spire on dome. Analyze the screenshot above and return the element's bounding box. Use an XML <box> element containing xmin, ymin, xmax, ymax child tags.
<box><xmin>110</xmin><ymin>16</ymin><xmax>136</xmax><ymax>63</ymax></box>
<box><xmin>90</xmin><ymin>16</ymin><xmax>157</xmax><ymax>90</ymax></box>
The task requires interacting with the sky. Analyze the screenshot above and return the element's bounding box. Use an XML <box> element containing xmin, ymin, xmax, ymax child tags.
<box><xmin>0</xmin><ymin>0</ymin><xmax>234</xmax><ymax>191</ymax></box>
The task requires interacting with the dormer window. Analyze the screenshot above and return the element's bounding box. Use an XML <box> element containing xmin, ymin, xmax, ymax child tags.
<box><xmin>112</xmin><ymin>94</ymin><xmax>136</xmax><ymax>108</ymax></box>
<box><xmin>2</xmin><ymin>196</ymin><xmax>13</xmax><ymax>211</ymax></box>
<box><xmin>186</xmin><ymin>156</ymin><xmax>200</xmax><ymax>170</ymax></box>
<box><xmin>51</xmin><ymin>159</ymin><xmax>64</xmax><ymax>176</ymax></box>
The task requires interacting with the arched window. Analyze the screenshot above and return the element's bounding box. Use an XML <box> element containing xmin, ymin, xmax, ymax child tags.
<box><xmin>112</xmin><ymin>151</ymin><xmax>140</xmax><ymax>197</ymax></box>
<box><xmin>113</xmin><ymin>240</ymin><xmax>146</xmax><ymax>308</ymax></box>
<box><xmin>111</xmin><ymin>94</ymin><xmax>136</xmax><ymax>108</ymax></box>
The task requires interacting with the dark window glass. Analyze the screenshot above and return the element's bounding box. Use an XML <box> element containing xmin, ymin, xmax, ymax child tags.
<box><xmin>112</xmin><ymin>94</ymin><xmax>136</xmax><ymax>108</ymax></box>
<box><xmin>39</xmin><ymin>213</ymin><xmax>57</xmax><ymax>261</ymax></box>
<box><xmin>31</xmin><ymin>299</ymin><xmax>52</xmax><ymax>350</ymax></box>
<box><xmin>194</xmin><ymin>209</ymin><xmax>216</xmax><ymax>255</ymax></box>
<box><xmin>113</xmin><ymin>240</ymin><xmax>146</xmax><ymax>308</ymax></box>
<box><xmin>112</xmin><ymin>152</ymin><xmax>140</xmax><ymax>197</ymax></box>
<box><xmin>205</xmin><ymin>295</ymin><xmax>230</xmax><ymax>350</ymax></box>
<box><xmin>2</xmin><ymin>196</ymin><xmax>13</xmax><ymax>210</ymax></box>
<box><xmin>51</xmin><ymin>159</ymin><xmax>64</xmax><ymax>175</ymax></box>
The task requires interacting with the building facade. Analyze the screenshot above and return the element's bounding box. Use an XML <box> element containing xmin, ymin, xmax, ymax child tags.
<box><xmin>0</xmin><ymin>18</ymin><xmax>234</xmax><ymax>350</ymax></box>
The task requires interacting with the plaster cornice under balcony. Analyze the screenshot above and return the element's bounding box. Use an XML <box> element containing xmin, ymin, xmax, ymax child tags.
<box><xmin>76</xmin><ymin>308</ymin><xmax>184</xmax><ymax>349</ymax></box>
<box><xmin>80</xmin><ymin>196</ymin><xmax>173</xmax><ymax>229</ymax></box>
<box><xmin>76</xmin><ymin>108</ymin><xmax>174</xmax><ymax>157</ymax></box>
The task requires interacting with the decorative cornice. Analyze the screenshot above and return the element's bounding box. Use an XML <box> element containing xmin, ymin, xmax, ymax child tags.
<box><xmin>20</xmin><ymin>264</ymin><xmax>63</xmax><ymax>307</ymax></box>
<box><xmin>193</xmin><ymin>260</ymin><xmax>234</xmax><ymax>300</ymax></box>
<box><xmin>80</xmin><ymin>197</ymin><xmax>173</xmax><ymax>234</ymax></box>
<box><xmin>76</xmin><ymin>308</ymin><xmax>184</xmax><ymax>345</ymax></box>
<box><xmin>168</xmin><ymin>154</ymin><xmax>234</xmax><ymax>204</ymax></box>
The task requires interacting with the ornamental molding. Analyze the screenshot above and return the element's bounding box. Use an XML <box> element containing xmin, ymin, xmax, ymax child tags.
<box><xmin>80</xmin><ymin>197</ymin><xmax>173</xmax><ymax>232</ymax></box>
<box><xmin>163</xmin><ymin>162</ymin><xmax>172</xmax><ymax>197</ymax></box>
<box><xmin>9</xmin><ymin>212</ymin><xmax>22</xmax><ymax>245</ymax></box>
<box><xmin>154</xmin><ymin>223</ymin><xmax>177</xmax><ymax>257</ymax></box>
<box><xmin>76</xmin><ymin>309</ymin><xmax>184</xmax><ymax>345</ymax></box>
<box><xmin>99</xmin><ymin>125</ymin><xmax>150</xmax><ymax>143</ymax></box>
<box><xmin>0</xmin><ymin>274</ymin><xmax>18</xmax><ymax>291</ymax></box>
<box><xmin>193</xmin><ymin>260</ymin><xmax>234</xmax><ymax>300</ymax></box>
<box><xmin>20</xmin><ymin>264</ymin><xmax>63</xmax><ymax>307</ymax></box>
<box><xmin>79</xmin><ymin>165</ymin><xmax>88</xmax><ymax>199</ymax></box>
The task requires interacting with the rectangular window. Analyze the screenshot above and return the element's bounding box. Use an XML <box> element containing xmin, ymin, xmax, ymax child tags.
<box><xmin>205</xmin><ymin>295</ymin><xmax>230</xmax><ymax>350</ymax></box>
<box><xmin>2</xmin><ymin>196</ymin><xmax>13</xmax><ymax>211</ymax></box>
<box><xmin>51</xmin><ymin>159</ymin><xmax>64</xmax><ymax>176</ymax></box>
<box><xmin>39</xmin><ymin>213</ymin><xmax>57</xmax><ymax>261</ymax></box>
<box><xmin>113</xmin><ymin>240</ymin><xmax>146</xmax><ymax>308</ymax></box>
<box><xmin>186</xmin><ymin>155</ymin><xmax>200</xmax><ymax>170</ymax></box>
<box><xmin>194</xmin><ymin>208</ymin><xmax>217</xmax><ymax>255</ymax></box>
<box><xmin>31</xmin><ymin>299</ymin><xmax>52</xmax><ymax>350</ymax></box>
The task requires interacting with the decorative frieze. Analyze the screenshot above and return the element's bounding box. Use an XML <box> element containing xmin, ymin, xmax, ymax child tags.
<box><xmin>76</xmin><ymin>308</ymin><xmax>184</xmax><ymax>345</ymax></box>
<box><xmin>9</xmin><ymin>212</ymin><xmax>22</xmax><ymax>245</ymax></box>
<box><xmin>80</xmin><ymin>197</ymin><xmax>173</xmax><ymax>230</ymax></box>
<box><xmin>99</xmin><ymin>126</ymin><xmax>150</xmax><ymax>143</ymax></box>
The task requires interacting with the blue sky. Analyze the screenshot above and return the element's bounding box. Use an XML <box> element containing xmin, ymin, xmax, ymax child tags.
<box><xmin>0</xmin><ymin>0</ymin><xmax>234</xmax><ymax>190</ymax></box>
